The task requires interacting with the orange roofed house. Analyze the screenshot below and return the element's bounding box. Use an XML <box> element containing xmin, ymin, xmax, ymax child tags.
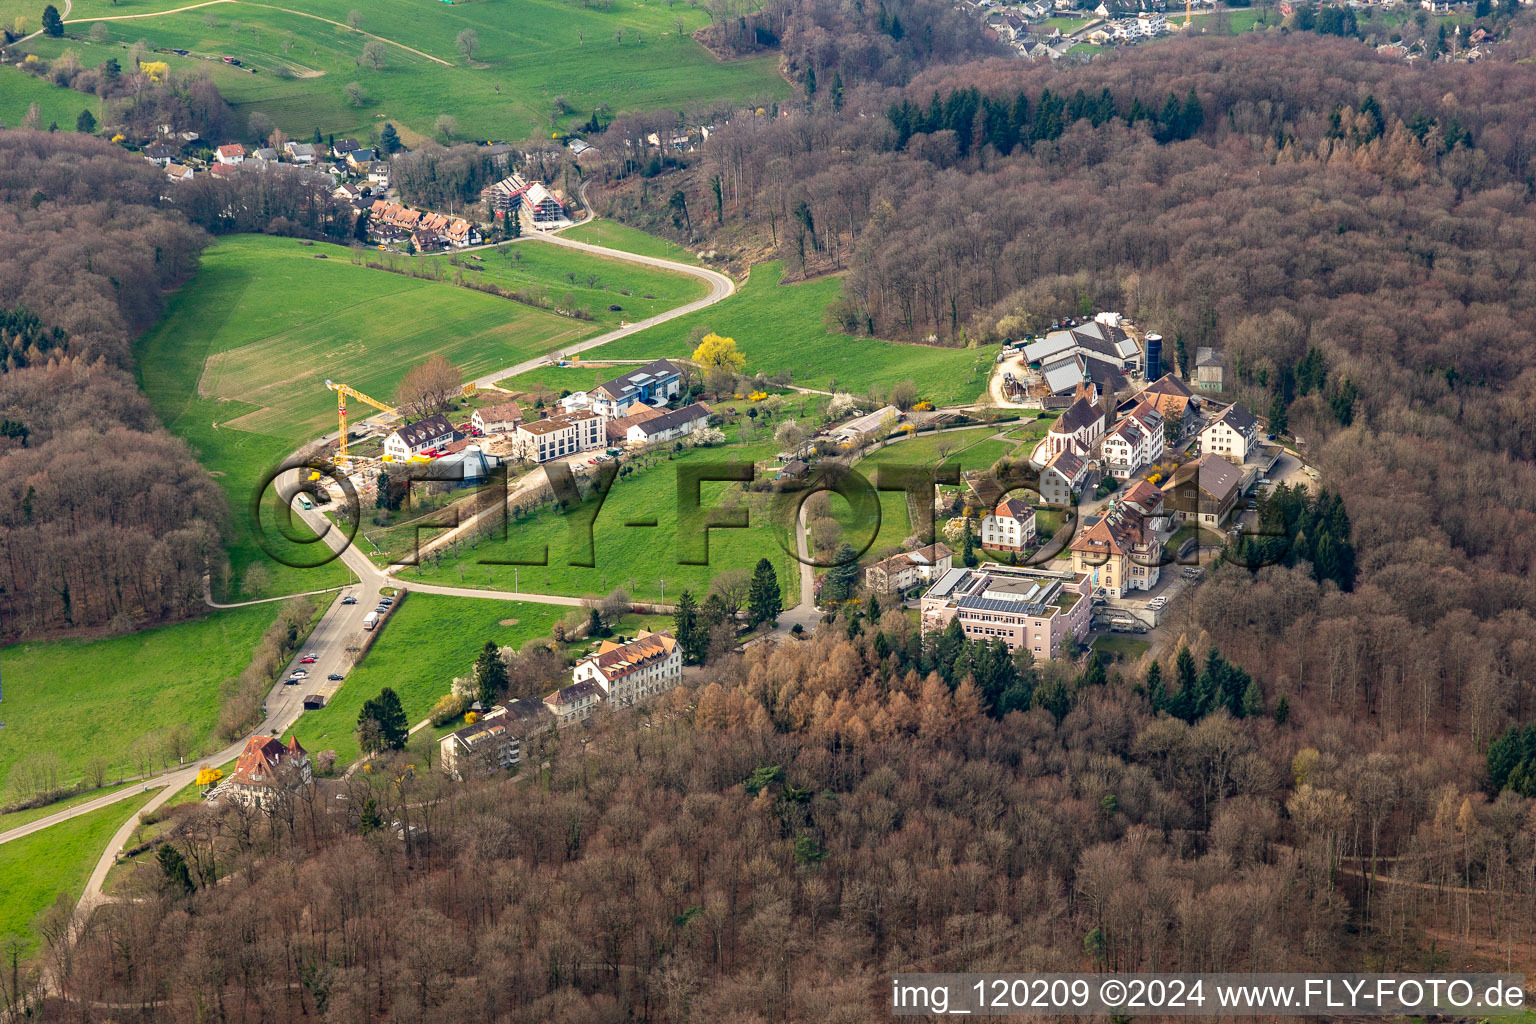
<box><xmin>225</xmin><ymin>735</ymin><xmax>312</xmax><ymax>810</ymax></box>
<box><xmin>572</xmin><ymin>630</ymin><xmax>683</xmax><ymax>708</ymax></box>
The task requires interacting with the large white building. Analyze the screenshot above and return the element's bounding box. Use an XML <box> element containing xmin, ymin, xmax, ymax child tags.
<box><xmin>224</xmin><ymin>735</ymin><xmax>311</xmax><ymax>810</ymax></box>
<box><xmin>1101</xmin><ymin>399</ymin><xmax>1165</xmax><ymax>479</ymax></box>
<box><xmin>512</xmin><ymin>410</ymin><xmax>605</xmax><ymax>463</ymax></box>
<box><xmin>1198</xmin><ymin>402</ymin><xmax>1260</xmax><ymax>466</ymax></box>
<box><xmin>383</xmin><ymin>414</ymin><xmax>455</xmax><ymax>461</ymax></box>
<box><xmin>572</xmin><ymin>631</ymin><xmax>683</xmax><ymax>708</ymax></box>
<box><xmin>589</xmin><ymin>360</ymin><xmax>683</xmax><ymax>419</ymax></box>
<box><xmin>981</xmin><ymin>497</ymin><xmax>1037</xmax><ymax>552</ymax></box>
<box><xmin>1039</xmin><ymin>448</ymin><xmax>1088</xmax><ymax>507</ymax></box>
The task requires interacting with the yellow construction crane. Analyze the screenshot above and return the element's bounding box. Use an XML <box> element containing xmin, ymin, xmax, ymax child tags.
<box><xmin>325</xmin><ymin>379</ymin><xmax>397</xmax><ymax>464</ymax></box>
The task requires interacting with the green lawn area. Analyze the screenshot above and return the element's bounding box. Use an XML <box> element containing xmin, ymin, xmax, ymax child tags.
<box><xmin>558</xmin><ymin>219</ymin><xmax>703</xmax><ymax>265</ymax></box>
<box><xmin>0</xmin><ymin>606</ymin><xmax>281</xmax><ymax>795</ymax></box>
<box><xmin>504</xmin><ymin>261</ymin><xmax>994</xmax><ymax>407</ymax></box>
<box><xmin>287</xmin><ymin>594</ymin><xmax>566</xmax><ymax>768</ymax></box>
<box><xmin>421</xmin><ymin>240</ymin><xmax>708</xmax><ymax>329</ymax></box>
<box><xmin>1092</xmin><ymin>633</ymin><xmax>1152</xmax><ymax>662</ymax></box>
<box><xmin>0</xmin><ymin>782</ymin><xmax>137</xmax><ymax>833</ymax></box>
<box><xmin>134</xmin><ymin>234</ymin><xmax>609</xmax><ymax>600</ymax></box>
<box><xmin>1044</xmin><ymin>15</ymin><xmax>1092</xmax><ymax>30</ymax></box>
<box><xmin>0</xmin><ymin>790</ymin><xmax>154</xmax><ymax>954</ymax></box>
<box><xmin>0</xmin><ymin>65</ymin><xmax>100</xmax><ymax>131</ymax></box>
<box><xmin>18</xmin><ymin>0</ymin><xmax>788</xmax><ymax>141</ymax></box>
<box><xmin>849</xmin><ymin>428</ymin><xmax>1020</xmax><ymax>556</ymax></box>
<box><xmin>401</xmin><ymin>439</ymin><xmax>800</xmax><ymax>608</ymax></box>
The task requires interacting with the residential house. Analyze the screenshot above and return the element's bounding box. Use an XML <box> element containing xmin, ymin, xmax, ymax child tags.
<box><xmin>1101</xmin><ymin>400</ymin><xmax>1164</xmax><ymax>479</ymax></box>
<box><xmin>250</xmin><ymin>146</ymin><xmax>278</xmax><ymax>165</ymax></box>
<box><xmin>1069</xmin><ymin>504</ymin><xmax>1163</xmax><ymax>598</ymax></box>
<box><xmin>1165</xmin><ymin>453</ymin><xmax>1242</xmax><ymax>525</ymax></box>
<box><xmin>512</xmin><ymin>410</ymin><xmax>605</xmax><ymax>463</ymax></box>
<box><xmin>1120</xmin><ymin>478</ymin><xmax>1164</xmax><ymax>516</ymax></box>
<box><xmin>438</xmin><ymin>698</ymin><xmax>551</xmax><ymax>779</ymax></box>
<box><xmin>522</xmin><ymin>182</ymin><xmax>569</xmax><ymax>228</ymax></box>
<box><xmin>1039</xmin><ymin>447</ymin><xmax>1089</xmax><ymax>507</ymax></box>
<box><xmin>214</xmin><ymin>143</ymin><xmax>245</xmax><ymax>165</ymax></box>
<box><xmin>1198</xmin><ymin>402</ymin><xmax>1260</xmax><ymax>465</ymax></box>
<box><xmin>920</xmin><ymin>564</ymin><xmax>1093</xmax><ymax>658</ymax></box>
<box><xmin>572</xmin><ymin>631</ymin><xmax>683</xmax><ymax>708</ymax></box>
<box><xmin>366</xmin><ymin>162</ymin><xmax>390</xmax><ymax>187</ymax></box>
<box><xmin>625</xmin><ymin>403</ymin><xmax>711</xmax><ymax>446</ymax></box>
<box><xmin>164</xmin><ymin>162</ymin><xmax>194</xmax><ymax>183</ymax></box>
<box><xmin>142</xmin><ymin>143</ymin><xmax>177</xmax><ymax>166</ymax></box>
<box><xmin>589</xmin><ymin>359</ymin><xmax>682</xmax><ymax>419</ymax></box>
<box><xmin>864</xmin><ymin>542</ymin><xmax>955</xmax><ymax>595</ymax></box>
<box><xmin>331</xmin><ymin>138</ymin><xmax>360</xmax><ymax>158</ymax></box>
<box><xmin>346</xmin><ymin>149</ymin><xmax>376</xmax><ymax>171</ymax></box>
<box><xmin>1140</xmin><ymin>373</ymin><xmax>1199</xmax><ymax>437</ymax></box>
<box><xmin>284</xmin><ymin>141</ymin><xmax>316</xmax><ymax>164</ymax></box>
<box><xmin>480</xmin><ymin>173</ymin><xmax>533</xmax><ymax>213</ymax></box>
<box><xmin>543</xmin><ymin>679</ymin><xmax>604</xmax><ymax>725</ymax></box>
<box><xmin>209</xmin><ymin>162</ymin><xmax>240</xmax><ymax>179</ymax></box>
<box><xmin>605</xmin><ymin>405</ymin><xmax>662</xmax><ymax>444</ymax></box>
<box><xmin>334</xmin><ymin>182</ymin><xmax>364</xmax><ymax>202</ymax></box>
<box><xmin>383</xmin><ymin>413</ymin><xmax>455</xmax><ymax>461</ymax></box>
<box><xmin>1194</xmin><ymin>347</ymin><xmax>1225</xmax><ymax>392</ymax></box>
<box><xmin>224</xmin><ymin>735</ymin><xmax>311</xmax><ymax>810</ymax></box>
<box><xmin>981</xmin><ymin>497</ymin><xmax>1037</xmax><ymax>552</ymax></box>
<box><xmin>471</xmin><ymin>401</ymin><xmax>524</xmax><ymax>435</ymax></box>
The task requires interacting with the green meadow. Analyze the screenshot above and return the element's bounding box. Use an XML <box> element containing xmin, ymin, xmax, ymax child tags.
<box><xmin>18</xmin><ymin>0</ymin><xmax>788</xmax><ymax>141</ymax></box>
<box><xmin>135</xmin><ymin>234</ymin><xmax>606</xmax><ymax>599</ymax></box>
<box><xmin>0</xmin><ymin>606</ymin><xmax>281</xmax><ymax>795</ymax></box>
<box><xmin>287</xmin><ymin>593</ymin><xmax>563</xmax><ymax>767</ymax></box>
<box><xmin>0</xmin><ymin>792</ymin><xmax>155</xmax><ymax>953</ymax></box>
<box><xmin>401</xmin><ymin>439</ymin><xmax>801</xmax><ymax>607</ymax></box>
<box><xmin>558</xmin><ymin>219</ymin><xmax>703</xmax><ymax>264</ymax></box>
<box><xmin>0</xmin><ymin>64</ymin><xmax>101</xmax><ymax>130</ymax></box>
<box><xmin>415</xmin><ymin>241</ymin><xmax>708</xmax><ymax>329</ymax></box>
<box><xmin>499</xmin><ymin>261</ymin><xmax>995</xmax><ymax>406</ymax></box>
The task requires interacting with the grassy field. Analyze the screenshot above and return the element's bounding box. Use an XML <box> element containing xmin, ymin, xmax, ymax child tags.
<box><xmin>0</xmin><ymin>64</ymin><xmax>101</xmax><ymax>131</ymax></box>
<box><xmin>420</xmin><ymin>241</ymin><xmax>708</xmax><ymax>329</ymax></box>
<box><xmin>502</xmin><ymin>262</ymin><xmax>994</xmax><ymax>406</ymax></box>
<box><xmin>287</xmin><ymin>593</ymin><xmax>564</xmax><ymax>768</ymax></box>
<box><xmin>846</xmin><ymin>427</ymin><xmax>1021</xmax><ymax>556</ymax></box>
<box><xmin>134</xmin><ymin>234</ymin><xmax>608</xmax><ymax>599</ymax></box>
<box><xmin>558</xmin><ymin>219</ymin><xmax>703</xmax><ymax>265</ymax></box>
<box><xmin>0</xmin><ymin>606</ymin><xmax>281</xmax><ymax>796</ymax></box>
<box><xmin>17</xmin><ymin>0</ymin><xmax>788</xmax><ymax>141</ymax></box>
<box><xmin>401</xmin><ymin>439</ymin><xmax>801</xmax><ymax>607</ymax></box>
<box><xmin>0</xmin><ymin>791</ymin><xmax>154</xmax><ymax>952</ymax></box>
<box><xmin>0</xmin><ymin>782</ymin><xmax>137</xmax><ymax>833</ymax></box>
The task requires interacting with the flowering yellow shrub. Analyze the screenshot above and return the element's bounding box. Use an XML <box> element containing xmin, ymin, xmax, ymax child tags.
<box><xmin>748</xmin><ymin>391</ymin><xmax>767</xmax><ymax>402</ymax></box>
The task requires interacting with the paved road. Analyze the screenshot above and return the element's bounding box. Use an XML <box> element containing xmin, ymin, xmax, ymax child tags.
<box><xmin>466</xmin><ymin>234</ymin><xmax>735</xmax><ymax>391</ymax></box>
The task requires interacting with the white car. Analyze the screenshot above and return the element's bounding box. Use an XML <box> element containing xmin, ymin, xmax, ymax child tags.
<box><xmin>1147</xmin><ymin>596</ymin><xmax>1168</xmax><ymax>610</ymax></box>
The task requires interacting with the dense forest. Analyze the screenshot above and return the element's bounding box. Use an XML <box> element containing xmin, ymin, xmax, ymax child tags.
<box><xmin>589</xmin><ymin>31</ymin><xmax>1536</xmax><ymax>745</ymax></box>
<box><xmin>0</xmin><ymin>132</ymin><xmax>225</xmax><ymax>638</ymax></box>
<box><xmin>30</xmin><ymin>620</ymin><xmax>1536</xmax><ymax>1021</ymax></box>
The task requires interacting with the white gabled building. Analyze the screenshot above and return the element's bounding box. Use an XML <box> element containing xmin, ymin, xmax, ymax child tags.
<box><xmin>1039</xmin><ymin>448</ymin><xmax>1089</xmax><ymax>507</ymax></box>
<box><xmin>1198</xmin><ymin>402</ymin><xmax>1261</xmax><ymax>466</ymax></box>
<box><xmin>981</xmin><ymin>497</ymin><xmax>1037</xmax><ymax>552</ymax></box>
<box><xmin>572</xmin><ymin>630</ymin><xmax>683</xmax><ymax>708</ymax></box>
<box><xmin>383</xmin><ymin>413</ymin><xmax>455</xmax><ymax>461</ymax></box>
<box><xmin>1101</xmin><ymin>399</ymin><xmax>1165</xmax><ymax>479</ymax></box>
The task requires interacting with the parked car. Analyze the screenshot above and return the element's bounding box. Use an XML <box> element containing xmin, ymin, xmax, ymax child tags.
<box><xmin>342</xmin><ymin>595</ymin><xmax>358</xmax><ymax>605</ymax></box>
<box><xmin>379</xmin><ymin>597</ymin><xmax>394</xmax><ymax>606</ymax></box>
<box><xmin>1148</xmin><ymin>596</ymin><xmax>1168</xmax><ymax>610</ymax></box>
<box><xmin>299</xmin><ymin>655</ymin><xmax>317</xmax><ymax>664</ymax></box>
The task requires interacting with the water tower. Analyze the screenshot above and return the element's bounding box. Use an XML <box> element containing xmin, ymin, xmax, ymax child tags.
<box><xmin>1144</xmin><ymin>332</ymin><xmax>1163</xmax><ymax>382</ymax></box>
